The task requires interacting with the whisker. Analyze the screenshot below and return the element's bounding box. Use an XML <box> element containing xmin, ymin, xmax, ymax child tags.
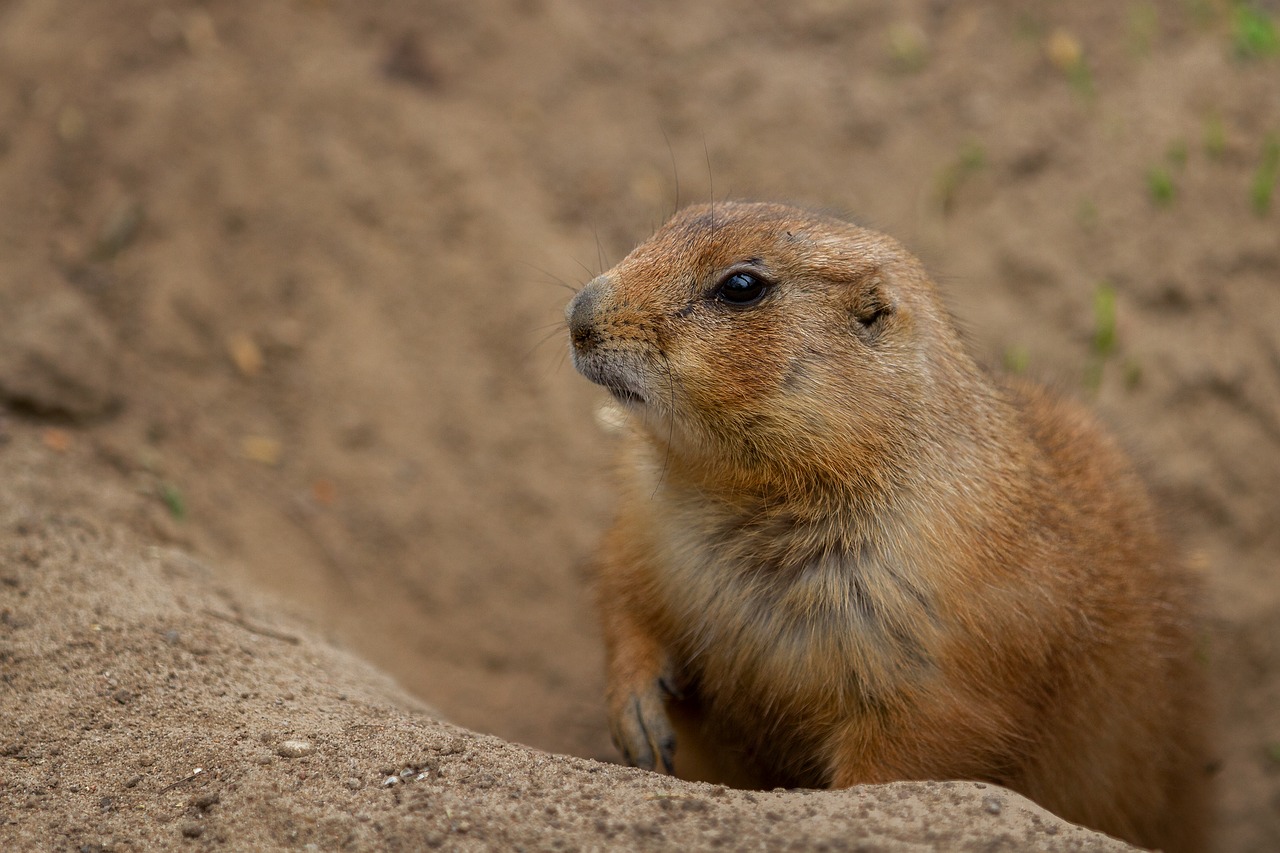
<box><xmin>532</xmin><ymin>318</ymin><xmax>569</xmax><ymax>335</ymax></box>
<box><xmin>524</xmin><ymin>322</ymin><xmax>570</xmax><ymax>361</ymax></box>
<box><xmin>593</xmin><ymin>227</ymin><xmax>607</xmax><ymax>276</ymax></box>
<box><xmin>663</xmin><ymin>126</ymin><xmax>680</xmax><ymax>216</ymax></box>
<box><xmin>703</xmin><ymin>134</ymin><xmax>714</xmax><ymax>205</ymax></box>
<box><xmin>570</xmin><ymin>254</ymin><xmax>597</xmax><ymax>281</ymax></box>
<box><xmin>517</xmin><ymin>259</ymin><xmax>580</xmax><ymax>293</ymax></box>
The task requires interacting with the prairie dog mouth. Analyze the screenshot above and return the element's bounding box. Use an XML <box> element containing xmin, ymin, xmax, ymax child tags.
<box><xmin>570</xmin><ymin>349</ymin><xmax>651</xmax><ymax>407</ymax></box>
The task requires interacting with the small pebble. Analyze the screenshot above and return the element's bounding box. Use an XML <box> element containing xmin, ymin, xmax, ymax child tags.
<box><xmin>983</xmin><ymin>796</ymin><xmax>1003</xmax><ymax>815</ymax></box>
<box><xmin>381</xmin><ymin>775</ymin><xmax>399</xmax><ymax>788</ymax></box>
<box><xmin>123</xmin><ymin>775</ymin><xmax>142</xmax><ymax>789</ymax></box>
<box><xmin>345</xmin><ymin>777</ymin><xmax>362</xmax><ymax>790</ymax></box>
<box><xmin>180</xmin><ymin>823</ymin><xmax>204</xmax><ymax>838</ymax></box>
<box><xmin>275</xmin><ymin>739</ymin><xmax>313</xmax><ymax>758</ymax></box>
<box><xmin>113</xmin><ymin>689</ymin><xmax>133</xmax><ymax>705</ymax></box>
<box><xmin>1045</xmin><ymin>29</ymin><xmax>1083</xmax><ymax>72</ymax></box>
<box><xmin>242</xmin><ymin>435</ymin><xmax>282</xmax><ymax>466</ymax></box>
<box><xmin>42</xmin><ymin>428</ymin><xmax>73</xmax><ymax>453</ymax></box>
<box><xmin>226</xmin><ymin>332</ymin><xmax>264</xmax><ymax>378</ymax></box>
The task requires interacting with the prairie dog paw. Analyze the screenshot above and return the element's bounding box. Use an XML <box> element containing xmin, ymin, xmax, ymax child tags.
<box><xmin>610</xmin><ymin>682</ymin><xmax>676</xmax><ymax>774</ymax></box>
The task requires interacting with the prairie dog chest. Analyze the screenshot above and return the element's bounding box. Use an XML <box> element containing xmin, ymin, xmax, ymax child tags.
<box><xmin>644</xmin><ymin>492</ymin><xmax>936</xmax><ymax>706</ymax></box>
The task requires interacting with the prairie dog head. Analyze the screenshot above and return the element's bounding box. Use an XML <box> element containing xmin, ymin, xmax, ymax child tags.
<box><xmin>566</xmin><ymin>202</ymin><xmax>973</xmax><ymax>478</ymax></box>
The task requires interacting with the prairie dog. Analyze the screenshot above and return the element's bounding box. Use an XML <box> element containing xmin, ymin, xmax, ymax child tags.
<box><xmin>565</xmin><ymin>202</ymin><xmax>1208</xmax><ymax>851</ymax></box>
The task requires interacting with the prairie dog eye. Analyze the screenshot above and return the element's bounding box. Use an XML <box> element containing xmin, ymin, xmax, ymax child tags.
<box><xmin>715</xmin><ymin>271</ymin><xmax>770</xmax><ymax>306</ymax></box>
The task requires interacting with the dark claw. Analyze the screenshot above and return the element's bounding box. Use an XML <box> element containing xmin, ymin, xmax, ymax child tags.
<box><xmin>657</xmin><ymin>732</ymin><xmax>676</xmax><ymax>775</ymax></box>
<box><xmin>627</xmin><ymin>695</ymin><xmax>656</xmax><ymax>770</ymax></box>
<box><xmin>612</xmin><ymin>683</ymin><xmax>677</xmax><ymax>775</ymax></box>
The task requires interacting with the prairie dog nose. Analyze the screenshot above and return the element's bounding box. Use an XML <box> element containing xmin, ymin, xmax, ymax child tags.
<box><xmin>567</xmin><ymin>277</ymin><xmax>608</xmax><ymax>351</ymax></box>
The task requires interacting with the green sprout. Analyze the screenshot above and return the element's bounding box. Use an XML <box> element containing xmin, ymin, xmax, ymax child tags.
<box><xmin>1128</xmin><ymin>3</ymin><xmax>1159</xmax><ymax>56</ymax></box>
<box><xmin>1250</xmin><ymin>133</ymin><xmax>1280</xmax><ymax>215</ymax></box>
<box><xmin>1085</xmin><ymin>282</ymin><xmax>1119</xmax><ymax>392</ymax></box>
<box><xmin>160</xmin><ymin>483</ymin><xmax>186</xmax><ymax>520</ymax></box>
<box><xmin>887</xmin><ymin>22</ymin><xmax>929</xmax><ymax>72</ymax></box>
<box><xmin>1093</xmin><ymin>282</ymin><xmax>1118</xmax><ymax>358</ymax></box>
<box><xmin>1123</xmin><ymin>358</ymin><xmax>1144</xmax><ymax>390</ymax></box>
<box><xmin>1203</xmin><ymin>115</ymin><xmax>1227</xmax><ymax>159</ymax></box>
<box><xmin>1076</xmin><ymin>198</ymin><xmax>1100</xmax><ymax>232</ymax></box>
<box><xmin>1003</xmin><ymin>345</ymin><xmax>1031</xmax><ymax>375</ymax></box>
<box><xmin>936</xmin><ymin>140</ymin><xmax>987</xmax><ymax>213</ymax></box>
<box><xmin>1147</xmin><ymin>166</ymin><xmax>1177</xmax><ymax>207</ymax></box>
<box><xmin>1232</xmin><ymin>3</ymin><xmax>1279</xmax><ymax>60</ymax></box>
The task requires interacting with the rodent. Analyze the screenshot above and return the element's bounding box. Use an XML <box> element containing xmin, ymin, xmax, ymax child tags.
<box><xmin>565</xmin><ymin>202</ymin><xmax>1209</xmax><ymax>851</ymax></box>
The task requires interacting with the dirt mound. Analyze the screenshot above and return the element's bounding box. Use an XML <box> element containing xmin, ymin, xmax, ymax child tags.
<box><xmin>0</xmin><ymin>444</ymin><xmax>1129</xmax><ymax>849</ymax></box>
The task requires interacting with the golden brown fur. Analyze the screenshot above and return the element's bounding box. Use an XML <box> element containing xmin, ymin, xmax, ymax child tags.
<box><xmin>566</xmin><ymin>202</ymin><xmax>1209</xmax><ymax>851</ymax></box>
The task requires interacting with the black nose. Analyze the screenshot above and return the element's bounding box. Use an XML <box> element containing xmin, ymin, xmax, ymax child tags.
<box><xmin>567</xmin><ymin>280</ymin><xmax>604</xmax><ymax>351</ymax></box>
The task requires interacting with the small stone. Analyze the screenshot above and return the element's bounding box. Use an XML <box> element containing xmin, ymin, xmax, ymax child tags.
<box><xmin>41</xmin><ymin>428</ymin><xmax>73</xmax><ymax>453</ymax></box>
<box><xmin>345</xmin><ymin>777</ymin><xmax>362</xmax><ymax>790</ymax></box>
<box><xmin>226</xmin><ymin>332</ymin><xmax>264</xmax><ymax>378</ymax></box>
<box><xmin>381</xmin><ymin>775</ymin><xmax>399</xmax><ymax>788</ymax></box>
<box><xmin>983</xmin><ymin>796</ymin><xmax>1003</xmax><ymax>815</ymax></box>
<box><xmin>275</xmin><ymin>739</ymin><xmax>313</xmax><ymax>758</ymax></box>
<box><xmin>123</xmin><ymin>775</ymin><xmax>141</xmax><ymax>789</ymax></box>
<box><xmin>242</xmin><ymin>435</ymin><xmax>282</xmax><ymax>466</ymax></box>
<box><xmin>113</xmin><ymin>689</ymin><xmax>133</xmax><ymax>705</ymax></box>
<box><xmin>1045</xmin><ymin>29</ymin><xmax>1083</xmax><ymax>72</ymax></box>
<box><xmin>180</xmin><ymin>822</ymin><xmax>204</xmax><ymax>838</ymax></box>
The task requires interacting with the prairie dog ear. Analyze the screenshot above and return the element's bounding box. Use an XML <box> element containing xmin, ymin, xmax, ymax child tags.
<box><xmin>846</xmin><ymin>273</ymin><xmax>894</xmax><ymax>341</ymax></box>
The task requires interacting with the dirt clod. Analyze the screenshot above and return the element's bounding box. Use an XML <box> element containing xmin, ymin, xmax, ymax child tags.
<box><xmin>0</xmin><ymin>287</ymin><xmax>120</xmax><ymax>421</ymax></box>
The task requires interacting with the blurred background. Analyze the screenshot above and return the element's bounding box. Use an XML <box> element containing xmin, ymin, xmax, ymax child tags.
<box><xmin>0</xmin><ymin>1</ymin><xmax>1276</xmax><ymax>848</ymax></box>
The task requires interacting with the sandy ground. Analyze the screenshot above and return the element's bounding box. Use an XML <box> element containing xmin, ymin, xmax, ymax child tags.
<box><xmin>1</xmin><ymin>0</ymin><xmax>1278</xmax><ymax>849</ymax></box>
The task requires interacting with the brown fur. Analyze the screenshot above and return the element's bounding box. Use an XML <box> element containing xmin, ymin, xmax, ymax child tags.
<box><xmin>566</xmin><ymin>202</ymin><xmax>1209</xmax><ymax>851</ymax></box>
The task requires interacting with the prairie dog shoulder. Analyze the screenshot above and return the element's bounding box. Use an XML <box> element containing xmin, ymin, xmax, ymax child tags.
<box><xmin>566</xmin><ymin>202</ymin><xmax>1208</xmax><ymax>852</ymax></box>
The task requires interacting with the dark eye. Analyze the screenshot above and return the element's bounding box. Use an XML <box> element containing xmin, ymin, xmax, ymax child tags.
<box><xmin>715</xmin><ymin>271</ymin><xmax>769</xmax><ymax>306</ymax></box>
